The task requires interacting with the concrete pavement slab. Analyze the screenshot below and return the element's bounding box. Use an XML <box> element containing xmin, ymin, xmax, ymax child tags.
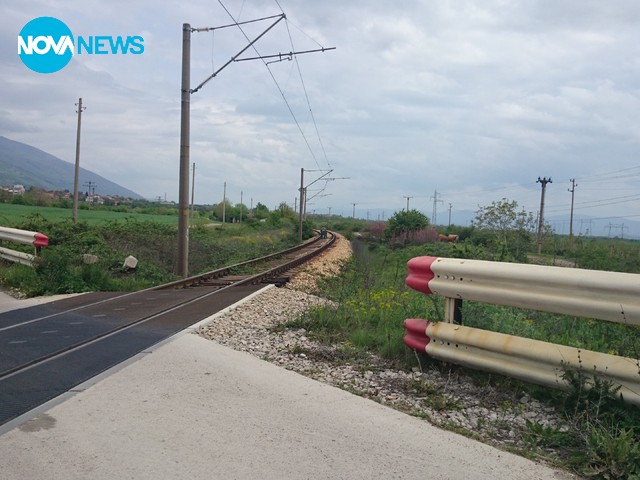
<box><xmin>0</xmin><ymin>332</ymin><xmax>573</xmax><ymax>480</ymax></box>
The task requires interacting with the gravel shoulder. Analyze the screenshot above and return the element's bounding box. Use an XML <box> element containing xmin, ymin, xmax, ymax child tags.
<box><xmin>197</xmin><ymin>234</ymin><xmax>576</xmax><ymax>476</ymax></box>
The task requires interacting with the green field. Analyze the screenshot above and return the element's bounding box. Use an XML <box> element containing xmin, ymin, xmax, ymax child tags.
<box><xmin>0</xmin><ymin>204</ymin><xmax>179</xmax><ymax>226</ymax></box>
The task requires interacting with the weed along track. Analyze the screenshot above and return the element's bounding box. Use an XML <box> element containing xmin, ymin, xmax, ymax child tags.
<box><xmin>157</xmin><ymin>229</ymin><xmax>335</xmax><ymax>290</ymax></box>
<box><xmin>0</xmin><ymin>231</ymin><xmax>335</xmax><ymax>426</ymax></box>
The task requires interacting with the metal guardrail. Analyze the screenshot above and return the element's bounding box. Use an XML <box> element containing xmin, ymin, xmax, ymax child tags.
<box><xmin>404</xmin><ymin>256</ymin><xmax>640</xmax><ymax>406</ymax></box>
<box><xmin>0</xmin><ymin>227</ymin><xmax>49</xmax><ymax>267</ymax></box>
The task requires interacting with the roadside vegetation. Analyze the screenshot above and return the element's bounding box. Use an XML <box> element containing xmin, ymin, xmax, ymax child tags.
<box><xmin>0</xmin><ymin>202</ymin><xmax>312</xmax><ymax>296</ymax></box>
<box><xmin>295</xmin><ymin>200</ymin><xmax>640</xmax><ymax>479</ymax></box>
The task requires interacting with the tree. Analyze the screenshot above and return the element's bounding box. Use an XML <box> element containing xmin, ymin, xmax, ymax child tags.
<box><xmin>212</xmin><ymin>200</ymin><xmax>232</xmax><ymax>222</ymax></box>
<box><xmin>472</xmin><ymin>198</ymin><xmax>537</xmax><ymax>261</ymax></box>
<box><xmin>267</xmin><ymin>202</ymin><xmax>295</xmax><ymax>227</ymax></box>
<box><xmin>253</xmin><ymin>202</ymin><xmax>270</xmax><ymax>220</ymax></box>
<box><xmin>384</xmin><ymin>209</ymin><xmax>429</xmax><ymax>243</ymax></box>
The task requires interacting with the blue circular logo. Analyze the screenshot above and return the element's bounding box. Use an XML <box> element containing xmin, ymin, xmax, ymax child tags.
<box><xmin>18</xmin><ymin>17</ymin><xmax>74</xmax><ymax>74</ymax></box>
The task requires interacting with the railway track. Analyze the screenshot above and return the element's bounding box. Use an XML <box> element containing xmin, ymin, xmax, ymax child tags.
<box><xmin>0</xmin><ymin>231</ymin><xmax>335</xmax><ymax>427</ymax></box>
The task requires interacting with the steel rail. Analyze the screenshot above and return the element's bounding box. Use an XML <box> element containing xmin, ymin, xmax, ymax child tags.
<box><xmin>157</xmin><ymin>229</ymin><xmax>327</xmax><ymax>290</ymax></box>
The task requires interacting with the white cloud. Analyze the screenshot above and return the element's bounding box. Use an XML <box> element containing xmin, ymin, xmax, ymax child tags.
<box><xmin>3</xmin><ymin>0</ymin><xmax>640</xmax><ymax>235</ymax></box>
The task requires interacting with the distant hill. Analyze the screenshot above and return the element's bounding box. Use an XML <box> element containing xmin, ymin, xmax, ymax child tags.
<box><xmin>0</xmin><ymin>136</ymin><xmax>142</xmax><ymax>199</ymax></box>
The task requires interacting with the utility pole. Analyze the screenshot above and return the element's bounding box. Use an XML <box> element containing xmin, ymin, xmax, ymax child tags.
<box><xmin>403</xmin><ymin>195</ymin><xmax>413</xmax><ymax>211</ymax></box>
<box><xmin>580</xmin><ymin>219</ymin><xmax>593</xmax><ymax>236</ymax></box>
<box><xmin>298</xmin><ymin>168</ymin><xmax>304</xmax><ymax>241</ymax></box>
<box><xmin>190</xmin><ymin>163</ymin><xmax>196</xmax><ymax>228</ymax></box>
<box><xmin>222</xmin><ymin>181</ymin><xmax>227</xmax><ymax>225</ymax></box>
<box><xmin>536</xmin><ymin>177</ymin><xmax>552</xmax><ymax>253</ymax></box>
<box><xmin>303</xmin><ymin>188</ymin><xmax>308</xmax><ymax>218</ymax></box>
<box><xmin>83</xmin><ymin>181</ymin><xmax>97</xmax><ymax>198</ymax></box>
<box><xmin>605</xmin><ymin>223</ymin><xmax>613</xmax><ymax>238</ymax></box>
<box><xmin>240</xmin><ymin>190</ymin><xmax>243</xmax><ymax>223</ymax></box>
<box><xmin>177</xmin><ymin>23</ymin><xmax>191</xmax><ymax>276</ymax></box>
<box><xmin>568</xmin><ymin>178</ymin><xmax>577</xmax><ymax>238</ymax></box>
<box><xmin>73</xmin><ymin>97</ymin><xmax>86</xmax><ymax>223</ymax></box>
<box><xmin>448</xmin><ymin>203</ymin><xmax>453</xmax><ymax>227</ymax></box>
<box><xmin>431</xmin><ymin>190</ymin><xmax>443</xmax><ymax>225</ymax></box>
<box><xmin>298</xmin><ymin>168</ymin><xmax>337</xmax><ymax>240</ymax></box>
<box><xmin>177</xmin><ymin>17</ymin><xmax>334</xmax><ymax>276</ymax></box>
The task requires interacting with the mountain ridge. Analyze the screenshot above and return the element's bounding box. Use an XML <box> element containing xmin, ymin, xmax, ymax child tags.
<box><xmin>0</xmin><ymin>135</ymin><xmax>142</xmax><ymax>199</ymax></box>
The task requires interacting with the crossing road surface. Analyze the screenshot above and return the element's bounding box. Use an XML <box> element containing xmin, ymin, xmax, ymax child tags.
<box><xmin>0</xmin><ymin>292</ymin><xmax>575</xmax><ymax>480</ymax></box>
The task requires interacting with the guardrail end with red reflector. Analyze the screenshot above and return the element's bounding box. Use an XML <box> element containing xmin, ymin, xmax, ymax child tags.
<box><xmin>403</xmin><ymin>318</ymin><xmax>431</xmax><ymax>352</ymax></box>
<box><xmin>405</xmin><ymin>256</ymin><xmax>438</xmax><ymax>294</ymax></box>
<box><xmin>34</xmin><ymin>233</ymin><xmax>49</xmax><ymax>248</ymax></box>
<box><xmin>0</xmin><ymin>226</ymin><xmax>49</xmax><ymax>265</ymax></box>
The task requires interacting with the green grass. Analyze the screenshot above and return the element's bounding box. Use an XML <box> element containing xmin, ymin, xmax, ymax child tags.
<box><xmin>0</xmin><ymin>214</ymin><xmax>302</xmax><ymax>296</ymax></box>
<box><xmin>460</xmin><ymin>303</ymin><xmax>640</xmax><ymax>359</ymax></box>
<box><xmin>0</xmin><ymin>203</ymin><xmax>180</xmax><ymax>226</ymax></box>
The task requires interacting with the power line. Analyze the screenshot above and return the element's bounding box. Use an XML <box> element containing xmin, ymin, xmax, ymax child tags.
<box><xmin>575</xmin><ymin>164</ymin><xmax>640</xmax><ymax>183</ymax></box>
<box><xmin>282</xmin><ymin>18</ymin><xmax>331</xmax><ymax>168</ymax></box>
<box><xmin>215</xmin><ymin>0</ymin><xmax>334</xmax><ymax>170</ymax></box>
<box><xmin>544</xmin><ymin>192</ymin><xmax>640</xmax><ymax>215</ymax></box>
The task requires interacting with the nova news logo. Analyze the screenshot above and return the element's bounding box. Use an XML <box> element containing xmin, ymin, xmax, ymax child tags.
<box><xmin>18</xmin><ymin>16</ymin><xmax>144</xmax><ymax>74</ymax></box>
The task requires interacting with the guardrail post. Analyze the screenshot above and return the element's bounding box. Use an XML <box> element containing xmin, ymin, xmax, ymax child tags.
<box><xmin>444</xmin><ymin>297</ymin><xmax>463</xmax><ymax>324</ymax></box>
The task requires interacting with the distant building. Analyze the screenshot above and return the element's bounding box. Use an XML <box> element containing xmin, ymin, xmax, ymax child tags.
<box><xmin>9</xmin><ymin>184</ymin><xmax>25</xmax><ymax>195</ymax></box>
<box><xmin>85</xmin><ymin>194</ymin><xmax>104</xmax><ymax>204</ymax></box>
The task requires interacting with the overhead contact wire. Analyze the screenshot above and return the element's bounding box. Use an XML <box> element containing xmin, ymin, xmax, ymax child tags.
<box><xmin>217</xmin><ymin>0</ymin><xmax>322</xmax><ymax>170</ymax></box>
<box><xmin>284</xmin><ymin>17</ymin><xmax>331</xmax><ymax>168</ymax></box>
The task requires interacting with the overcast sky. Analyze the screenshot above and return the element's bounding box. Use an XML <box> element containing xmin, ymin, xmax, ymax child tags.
<box><xmin>3</xmin><ymin>1</ymin><xmax>640</xmax><ymax>236</ymax></box>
